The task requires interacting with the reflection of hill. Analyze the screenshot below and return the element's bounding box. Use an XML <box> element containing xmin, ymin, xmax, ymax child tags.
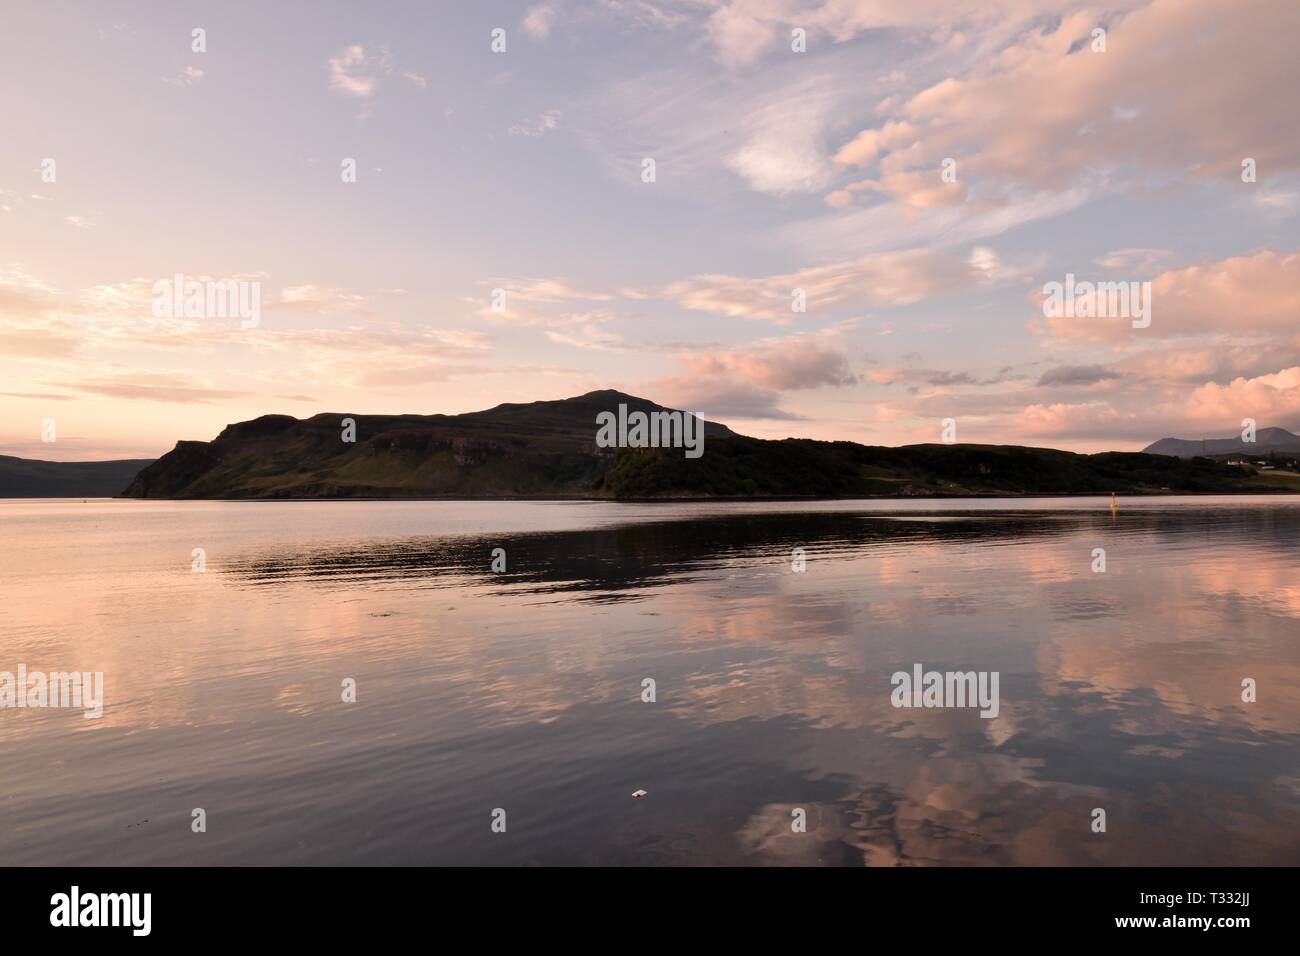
<box><xmin>222</xmin><ymin>505</ymin><xmax>1299</xmax><ymax>598</ymax></box>
<box><xmin>222</xmin><ymin>510</ymin><xmax>1094</xmax><ymax>596</ymax></box>
<box><xmin>205</xmin><ymin>502</ymin><xmax>1300</xmax><ymax>866</ymax></box>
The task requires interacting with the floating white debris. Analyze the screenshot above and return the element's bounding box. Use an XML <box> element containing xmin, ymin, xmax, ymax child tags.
<box><xmin>631</xmin><ymin>789</ymin><xmax>647</xmax><ymax>798</ymax></box>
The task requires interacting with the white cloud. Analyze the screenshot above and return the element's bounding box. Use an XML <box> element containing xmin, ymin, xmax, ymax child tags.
<box><xmin>545</xmin><ymin>325</ymin><xmax>630</xmax><ymax>352</ymax></box>
<box><xmin>1253</xmin><ymin>188</ymin><xmax>1299</xmax><ymax>219</ymax></box>
<box><xmin>726</xmin><ymin>97</ymin><xmax>833</xmax><ymax>194</ymax></box>
<box><xmin>663</xmin><ymin>248</ymin><xmax>990</xmax><ymax>321</ymax></box>
<box><xmin>490</xmin><ymin>278</ymin><xmax>612</xmax><ymax>305</ymax></box>
<box><xmin>328</xmin><ymin>45</ymin><xmax>394</xmax><ymax>97</ymax></box>
<box><xmin>1094</xmin><ymin>248</ymin><xmax>1173</xmax><ymax>272</ymax></box>
<box><xmin>164</xmin><ymin>65</ymin><xmax>205</xmax><ymax>87</ymax></box>
<box><xmin>509</xmin><ymin>110</ymin><xmax>561</xmax><ymax>137</ymax></box>
<box><xmin>523</xmin><ymin>3</ymin><xmax>557</xmax><ymax>40</ymax></box>
<box><xmin>276</xmin><ymin>285</ymin><xmax>370</xmax><ymax>313</ymax></box>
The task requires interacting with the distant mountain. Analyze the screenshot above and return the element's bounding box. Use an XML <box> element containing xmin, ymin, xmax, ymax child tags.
<box><xmin>0</xmin><ymin>455</ymin><xmax>156</xmax><ymax>498</ymax></box>
<box><xmin>119</xmin><ymin>390</ymin><xmax>1291</xmax><ymax>499</ymax></box>
<box><xmin>1142</xmin><ymin>427</ymin><xmax>1300</xmax><ymax>458</ymax></box>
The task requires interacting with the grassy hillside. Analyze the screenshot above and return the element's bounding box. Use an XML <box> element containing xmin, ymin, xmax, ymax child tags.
<box><xmin>123</xmin><ymin>391</ymin><xmax>731</xmax><ymax>498</ymax></box>
<box><xmin>1241</xmin><ymin>468</ymin><xmax>1300</xmax><ymax>492</ymax></box>
<box><xmin>118</xmin><ymin>390</ymin><xmax>1284</xmax><ymax>500</ymax></box>
<box><xmin>597</xmin><ymin>438</ymin><xmax>1262</xmax><ymax>498</ymax></box>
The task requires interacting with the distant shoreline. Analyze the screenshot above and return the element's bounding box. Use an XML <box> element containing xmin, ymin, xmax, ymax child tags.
<box><xmin>68</xmin><ymin>489</ymin><xmax>1300</xmax><ymax>502</ymax></box>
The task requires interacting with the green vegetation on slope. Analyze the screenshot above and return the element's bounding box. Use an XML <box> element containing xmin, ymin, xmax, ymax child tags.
<box><xmin>597</xmin><ymin>438</ymin><xmax>1263</xmax><ymax>498</ymax></box>
<box><xmin>120</xmin><ymin>390</ymin><xmax>1284</xmax><ymax>500</ymax></box>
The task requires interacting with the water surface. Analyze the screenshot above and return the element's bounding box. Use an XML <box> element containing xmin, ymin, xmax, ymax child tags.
<box><xmin>1</xmin><ymin>497</ymin><xmax>1297</xmax><ymax>865</ymax></box>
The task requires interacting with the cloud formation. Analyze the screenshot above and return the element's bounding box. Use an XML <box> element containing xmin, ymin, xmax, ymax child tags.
<box><xmin>328</xmin><ymin>45</ymin><xmax>394</xmax><ymax>97</ymax></box>
<box><xmin>663</xmin><ymin>249</ymin><xmax>991</xmax><ymax>321</ymax></box>
<box><xmin>679</xmin><ymin>335</ymin><xmax>857</xmax><ymax>390</ymax></box>
<box><xmin>828</xmin><ymin>0</ymin><xmax>1300</xmax><ymax>208</ymax></box>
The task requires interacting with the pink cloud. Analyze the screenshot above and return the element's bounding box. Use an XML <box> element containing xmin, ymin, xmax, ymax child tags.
<box><xmin>678</xmin><ymin>335</ymin><xmax>856</xmax><ymax>390</ymax></box>
<box><xmin>1038</xmin><ymin>250</ymin><xmax>1300</xmax><ymax>341</ymax></box>
<box><xmin>831</xmin><ymin>0</ymin><xmax>1300</xmax><ymax>206</ymax></box>
<box><xmin>1182</xmin><ymin>367</ymin><xmax>1300</xmax><ymax>425</ymax></box>
<box><xmin>663</xmin><ymin>249</ymin><xmax>982</xmax><ymax>321</ymax></box>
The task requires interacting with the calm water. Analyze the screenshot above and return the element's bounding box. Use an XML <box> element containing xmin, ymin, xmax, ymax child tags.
<box><xmin>1</xmin><ymin>497</ymin><xmax>1298</xmax><ymax>866</ymax></box>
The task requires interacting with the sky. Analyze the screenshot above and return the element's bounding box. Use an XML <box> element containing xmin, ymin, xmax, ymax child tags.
<box><xmin>2</xmin><ymin>0</ymin><xmax>1298</xmax><ymax>460</ymax></box>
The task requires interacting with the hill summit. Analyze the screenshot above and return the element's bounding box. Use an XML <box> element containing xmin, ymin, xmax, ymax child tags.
<box><xmin>1142</xmin><ymin>427</ymin><xmax>1300</xmax><ymax>458</ymax></box>
<box><xmin>122</xmin><ymin>391</ymin><xmax>733</xmax><ymax>498</ymax></box>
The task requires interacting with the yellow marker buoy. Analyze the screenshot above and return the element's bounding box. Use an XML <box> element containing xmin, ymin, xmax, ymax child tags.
<box><xmin>1110</xmin><ymin>492</ymin><xmax>1117</xmax><ymax>509</ymax></box>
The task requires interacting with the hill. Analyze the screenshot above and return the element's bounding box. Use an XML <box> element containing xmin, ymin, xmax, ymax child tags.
<box><xmin>0</xmin><ymin>455</ymin><xmax>156</xmax><ymax>498</ymax></box>
<box><xmin>118</xmin><ymin>390</ymin><xmax>1285</xmax><ymax>499</ymax></box>
<box><xmin>123</xmin><ymin>391</ymin><xmax>733</xmax><ymax>498</ymax></box>
<box><xmin>1142</xmin><ymin>427</ymin><xmax>1300</xmax><ymax>458</ymax></box>
<box><xmin>600</xmin><ymin>437</ymin><xmax>1275</xmax><ymax>497</ymax></box>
